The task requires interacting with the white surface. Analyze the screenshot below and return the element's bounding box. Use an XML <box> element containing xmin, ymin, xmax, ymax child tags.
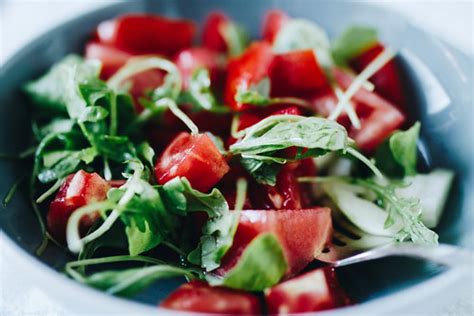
<box><xmin>0</xmin><ymin>0</ymin><xmax>473</xmax><ymax>315</ymax></box>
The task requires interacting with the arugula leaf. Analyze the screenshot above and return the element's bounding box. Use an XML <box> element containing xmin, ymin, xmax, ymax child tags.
<box><xmin>25</xmin><ymin>55</ymin><xmax>100</xmax><ymax>114</ymax></box>
<box><xmin>82</xmin><ymin>265</ymin><xmax>196</xmax><ymax>296</ymax></box>
<box><xmin>78</xmin><ymin>106</ymin><xmax>109</xmax><ymax>123</ymax></box>
<box><xmin>332</xmin><ymin>26</ymin><xmax>379</xmax><ymax>66</ymax></box>
<box><xmin>375</xmin><ymin>122</ymin><xmax>420</xmax><ymax>177</ymax></box>
<box><xmin>209</xmin><ymin>234</ymin><xmax>287</xmax><ymax>291</ymax></box>
<box><xmin>240</xmin><ymin>157</ymin><xmax>281</xmax><ymax>186</ymax></box>
<box><xmin>179</xmin><ymin>68</ymin><xmax>220</xmax><ymax>111</ymax></box>
<box><xmin>273</xmin><ymin>19</ymin><xmax>332</xmax><ymax>67</ymax></box>
<box><xmin>311</xmin><ymin>176</ymin><xmax>438</xmax><ymax>245</ymax></box>
<box><xmin>37</xmin><ymin>147</ymin><xmax>97</xmax><ymax>183</ymax></box>
<box><xmin>161</xmin><ymin>178</ymin><xmax>238</xmax><ymax>271</ymax></box>
<box><xmin>230</xmin><ymin>115</ymin><xmax>349</xmax><ymax>156</ymax></box>
<box><xmin>235</xmin><ymin>77</ymin><xmax>271</xmax><ymax>106</ymax></box>
<box><xmin>125</xmin><ymin>220</ymin><xmax>162</xmax><ymax>257</ymax></box>
<box><xmin>356</xmin><ymin>178</ymin><xmax>438</xmax><ymax>245</ymax></box>
<box><xmin>220</xmin><ymin>22</ymin><xmax>249</xmax><ymax>57</ymax></box>
<box><xmin>161</xmin><ymin>177</ymin><xmax>229</xmax><ymax>217</ymax></box>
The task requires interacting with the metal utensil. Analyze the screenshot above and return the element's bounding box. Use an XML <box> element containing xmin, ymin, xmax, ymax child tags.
<box><xmin>316</xmin><ymin>214</ymin><xmax>473</xmax><ymax>268</ymax></box>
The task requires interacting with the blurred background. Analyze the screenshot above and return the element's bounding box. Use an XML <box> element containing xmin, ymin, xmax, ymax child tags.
<box><xmin>0</xmin><ymin>0</ymin><xmax>472</xmax><ymax>315</ymax></box>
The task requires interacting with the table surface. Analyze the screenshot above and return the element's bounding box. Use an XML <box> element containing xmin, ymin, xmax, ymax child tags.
<box><xmin>0</xmin><ymin>0</ymin><xmax>473</xmax><ymax>315</ymax></box>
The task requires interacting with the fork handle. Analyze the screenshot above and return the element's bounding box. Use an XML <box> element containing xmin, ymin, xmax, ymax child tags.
<box><xmin>336</xmin><ymin>243</ymin><xmax>473</xmax><ymax>268</ymax></box>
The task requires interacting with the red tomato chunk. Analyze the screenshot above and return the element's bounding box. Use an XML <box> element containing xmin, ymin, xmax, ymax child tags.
<box><xmin>47</xmin><ymin>170</ymin><xmax>109</xmax><ymax>242</ymax></box>
<box><xmin>270</xmin><ymin>49</ymin><xmax>328</xmax><ymax>97</ymax></box>
<box><xmin>218</xmin><ymin>208</ymin><xmax>332</xmax><ymax>277</ymax></box>
<box><xmin>261</xmin><ymin>9</ymin><xmax>290</xmax><ymax>43</ymax></box>
<box><xmin>202</xmin><ymin>11</ymin><xmax>231</xmax><ymax>53</ymax></box>
<box><xmin>265</xmin><ymin>267</ymin><xmax>351</xmax><ymax>314</ymax></box>
<box><xmin>160</xmin><ymin>281</ymin><xmax>262</xmax><ymax>314</ymax></box>
<box><xmin>154</xmin><ymin>132</ymin><xmax>230</xmax><ymax>192</ymax></box>
<box><xmin>224</xmin><ymin>42</ymin><xmax>274</xmax><ymax>111</ymax></box>
<box><xmin>96</xmin><ymin>14</ymin><xmax>196</xmax><ymax>56</ymax></box>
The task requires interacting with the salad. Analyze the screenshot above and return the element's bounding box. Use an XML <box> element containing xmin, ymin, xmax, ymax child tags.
<box><xmin>7</xmin><ymin>9</ymin><xmax>455</xmax><ymax>314</ymax></box>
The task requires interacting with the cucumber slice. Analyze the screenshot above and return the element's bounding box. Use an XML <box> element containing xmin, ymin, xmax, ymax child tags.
<box><xmin>321</xmin><ymin>180</ymin><xmax>402</xmax><ymax>237</ymax></box>
<box><xmin>396</xmin><ymin>169</ymin><xmax>454</xmax><ymax>228</ymax></box>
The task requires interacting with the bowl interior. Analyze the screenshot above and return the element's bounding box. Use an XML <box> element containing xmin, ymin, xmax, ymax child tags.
<box><xmin>0</xmin><ymin>0</ymin><xmax>472</xmax><ymax>310</ymax></box>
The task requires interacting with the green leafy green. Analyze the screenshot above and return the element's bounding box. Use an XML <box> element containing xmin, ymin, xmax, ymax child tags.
<box><xmin>180</xmin><ymin>68</ymin><xmax>220</xmax><ymax>111</ymax></box>
<box><xmin>209</xmin><ymin>234</ymin><xmax>288</xmax><ymax>291</ymax></box>
<box><xmin>81</xmin><ymin>265</ymin><xmax>196</xmax><ymax>296</ymax></box>
<box><xmin>235</xmin><ymin>77</ymin><xmax>271</xmax><ymax>106</ymax></box>
<box><xmin>240</xmin><ymin>157</ymin><xmax>281</xmax><ymax>186</ymax></box>
<box><xmin>306</xmin><ymin>176</ymin><xmax>438</xmax><ymax>245</ymax></box>
<box><xmin>161</xmin><ymin>177</ymin><xmax>229</xmax><ymax>217</ymax></box>
<box><xmin>375</xmin><ymin>122</ymin><xmax>420</xmax><ymax>177</ymax></box>
<box><xmin>220</xmin><ymin>22</ymin><xmax>249</xmax><ymax>57</ymax></box>
<box><xmin>25</xmin><ymin>55</ymin><xmax>101</xmax><ymax>114</ymax></box>
<box><xmin>230</xmin><ymin>115</ymin><xmax>349</xmax><ymax>156</ymax></box>
<box><xmin>332</xmin><ymin>26</ymin><xmax>379</xmax><ymax>66</ymax></box>
<box><xmin>273</xmin><ymin>19</ymin><xmax>332</xmax><ymax>67</ymax></box>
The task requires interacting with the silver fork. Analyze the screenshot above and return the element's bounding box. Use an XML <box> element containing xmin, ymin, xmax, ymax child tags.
<box><xmin>316</xmin><ymin>214</ymin><xmax>473</xmax><ymax>268</ymax></box>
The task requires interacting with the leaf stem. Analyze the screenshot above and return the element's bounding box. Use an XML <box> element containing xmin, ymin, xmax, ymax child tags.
<box><xmin>346</xmin><ymin>147</ymin><xmax>385</xmax><ymax>181</ymax></box>
<box><xmin>2</xmin><ymin>176</ymin><xmax>25</xmax><ymax>207</ymax></box>
<box><xmin>166</xmin><ymin>99</ymin><xmax>199</xmax><ymax>135</ymax></box>
<box><xmin>36</xmin><ymin>178</ymin><xmax>64</xmax><ymax>203</ymax></box>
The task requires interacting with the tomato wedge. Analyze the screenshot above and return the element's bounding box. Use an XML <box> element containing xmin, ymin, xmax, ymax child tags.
<box><xmin>174</xmin><ymin>47</ymin><xmax>226</xmax><ymax>90</ymax></box>
<box><xmin>333</xmin><ymin>68</ymin><xmax>405</xmax><ymax>152</ymax></box>
<box><xmin>270</xmin><ymin>49</ymin><xmax>328</xmax><ymax>97</ymax></box>
<box><xmin>351</xmin><ymin>42</ymin><xmax>406</xmax><ymax>112</ymax></box>
<box><xmin>261</xmin><ymin>9</ymin><xmax>290</xmax><ymax>43</ymax></box>
<box><xmin>85</xmin><ymin>42</ymin><xmax>164</xmax><ymax>104</ymax></box>
<box><xmin>219</xmin><ymin>208</ymin><xmax>332</xmax><ymax>276</ymax></box>
<box><xmin>96</xmin><ymin>14</ymin><xmax>196</xmax><ymax>56</ymax></box>
<box><xmin>47</xmin><ymin>170</ymin><xmax>109</xmax><ymax>242</ymax></box>
<box><xmin>160</xmin><ymin>281</ymin><xmax>262</xmax><ymax>314</ymax></box>
<box><xmin>224</xmin><ymin>42</ymin><xmax>274</xmax><ymax>111</ymax></box>
<box><xmin>265</xmin><ymin>267</ymin><xmax>351</xmax><ymax>313</ymax></box>
<box><xmin>201</xmin><ymin>11</ymin><xmax>231</xmax><ymax>53</ymax></box>
<box><xmin>154</xmin><ymin>132</ymin><xmax>230</xmax><ymax>192</ymax></box>
<box><xmin>85</xmin><ymin>42</ymin><xmax>130</xmax><ymax>79</ymax></box>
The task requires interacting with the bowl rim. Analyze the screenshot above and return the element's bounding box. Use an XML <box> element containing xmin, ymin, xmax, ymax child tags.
<box><xmin>1</xmin><ymin>1</ymin><xmax>472</xmax><ymax>314</ymax></box>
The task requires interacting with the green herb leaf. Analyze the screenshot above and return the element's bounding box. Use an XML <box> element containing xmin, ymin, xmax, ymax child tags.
<box><xmin>179</xmin><ymin>68</ymin><xmax>221</xmax><ymax>111</ymax></box>
<box><xmin>375</xmin><ymin>122</ymin><xmax>420</xmax><ymax>177</ymax></box>
<box><xmin>25</xmin><ymin>55</ymin><xmax>100</xmax><ymax>114</ymax></box>
<box><xmin>240</xmin><ymin>157</ymin><xmax>281</xmax><ymax>186</ymax></box>
<box><xmin>125</xmin><ymin>220</ymin><xmax>162</xmax><ymax>256</ymax></box>
<box><xmin>230</xmin><ymin>115</ymin><xmax>349</xmax><ymax>156</ymax></box>
<box><xmin>209</xmin><ymin>233</ymin><xmax>287</xmax><ymax>291</ymax></box>
<box><xmin>78</xmin><ymin>106</ymin><xmax>109</xmax><ymax>123</ymax></box>
<box><xmin>273</xmin><ymin>19</ymin><xmax>332</xmax><ymax>67</ymax></box>
<box><xmin>332</xmin><ymin>26</ymin><xmax>379</xmax><ymax>66</ymax></box>
<box><xmin>161</xmin><ymin>177</ymin><xmax>229</xmax><ymax>217</ymax></box>
<box><xmin>235</xmin><ymin>77</ymin><xmax>271</xmax><ymax>106</ymax></box>
<box><xmin>83</xmin><ymin>265</ymin><xmax>196</xmax><ymax>296</ymax></box>
<box><xmin>220</xmin><ymin>22</ymin><xmax>249</xmax><ymax>57</ymax></box>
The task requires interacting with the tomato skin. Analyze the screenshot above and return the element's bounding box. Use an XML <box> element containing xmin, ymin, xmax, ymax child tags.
<box><xmin>47</xmin><ymin>170</ymin><xmax>109</xmax><ymax>242</ymax></box>
<box><xmin>154</xmin><ymin>132</ymin><xmax>230</xmax><ymax>192</ymax></box>
<box><xmin>84</xmin><ymin>42</ymin><xmax>164</xmax><ymax>105</ymax></box>
<box><xmin>265</xmin><ymin>267</ymin><xmax>351</xmax><ymax>313</ymax></box>
<box><xmin>270</xmin><ymin>50</ymin><xmax>328</xmax><ymax>97</ymax></box>
<box><xmin>201</xmin><ymin>11</ymin><xmax>230</xmax><ymax>53</ymax></box>
<box><xmin>262</xmin><ymin>9</ymin><xmax>290</xmax><ymax>43</ymax></box>
<box><xmin>96</xmin><ymin>14</ymin><xmax>196</xmax><ymax>56</ymax></box>
<box><xmin>238</xmin><ymin>105</ymin><xmax>301</xmax><ymax>131</ymax></box>
<box><xmin>351</xmin><ymin>42</ymin><xmax>406</xmax><ymax>112</ymax></box>
<box><xmin>224</xmin><ymin>42</ymin><xmax>274</xmax><ymax>111</ymax></box>
<box><xmin>84</xmin><ymin>42</ymin><xmax>130</xmax><ymax>79</ymax></box>
<box><xmin>173</xmin><ymin>47</ymin><xmax>226</xmax><ymax>90</ymax></box>
<box><xmin>250</xmin><ymin>166</ymin><xmax>303</xmax><ymax>210</ymax></box>
<box><xmin>219</xmin><ymin>208</ymin><xmax>332</xmax><ymax>276</ymax></box>
<box><xmin>333</xmin><ymin>68</ymin><xmax>405</xmax><ymax>152</ymax></box>
<box><xmin>160</xmin><ymin>281</ymin><xmax>262</xmax><ymax>314</ymax></box>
